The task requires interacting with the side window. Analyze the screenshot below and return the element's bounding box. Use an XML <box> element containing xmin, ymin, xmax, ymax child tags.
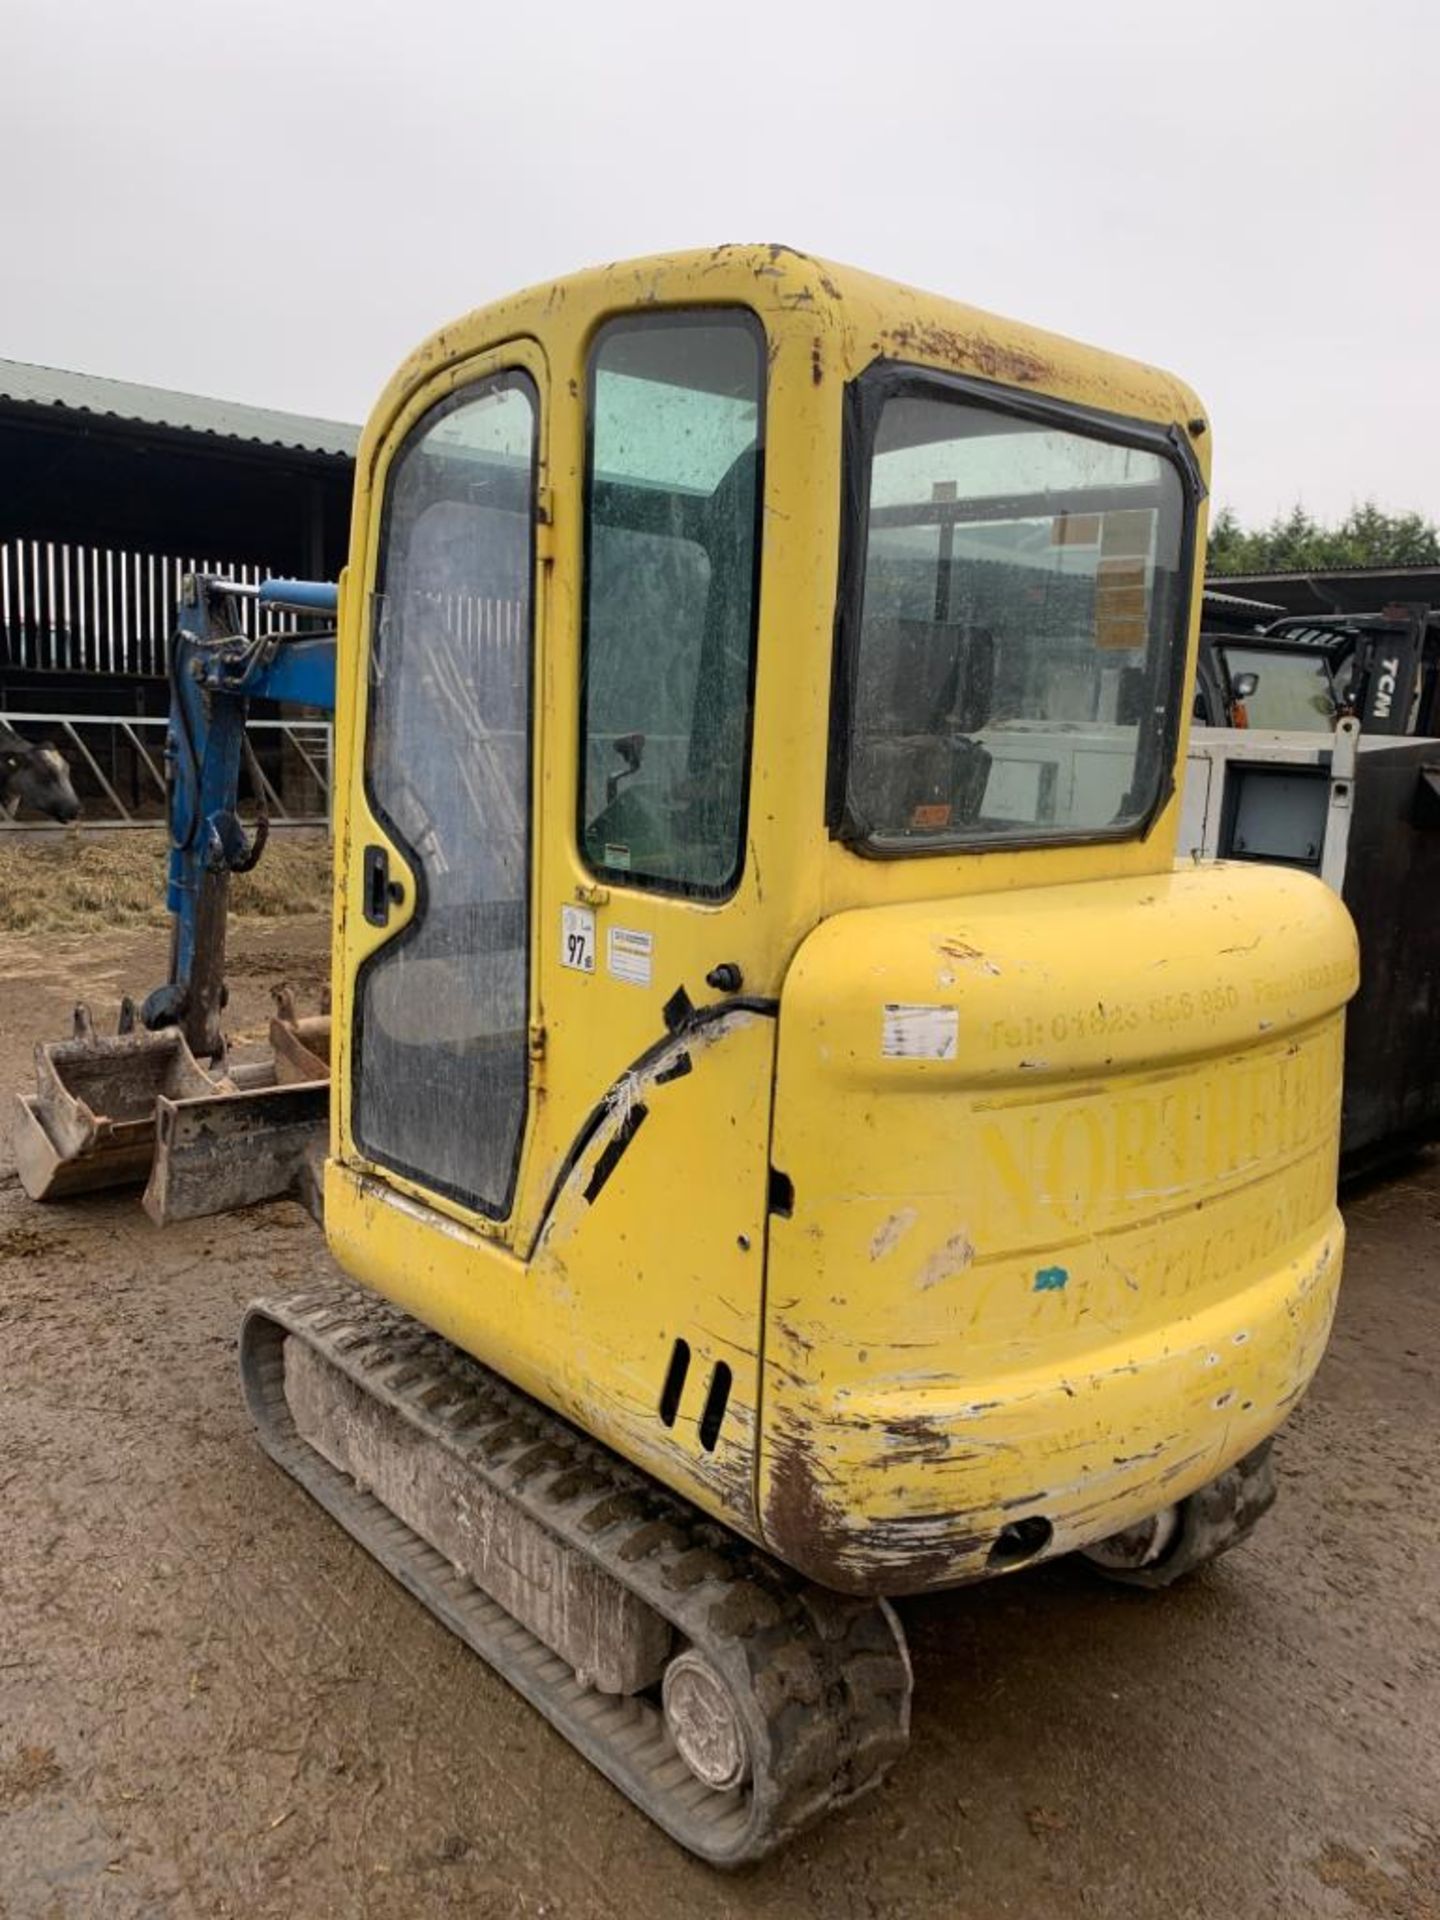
<box><xmin>356</xmin><ymin>374</ymin><xmax>536</xmax><ymax>1217</ymax></box>
<box><xmin>580</xmin><ymin>312</ymin><xmax>764</xmax><ymax>896</ymax></box>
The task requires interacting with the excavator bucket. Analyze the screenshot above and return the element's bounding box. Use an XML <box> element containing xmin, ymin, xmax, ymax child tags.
<box><xmin>13</xmin><ymin>1011</ymin><xmax>220</xmax><ymax>1201</ymax></box>
<box><xmin>269</xmin><ymin>989</ymin><xmax>331</xmax><ymax>1085</ymax></box>
<box><xmin>14</xmin><ymin>1002</ymin><xmax>330</xmax><ymax>1220</ymax></box>
<box><xmin>143</xmin><ymin>1077</ymin><xmax>328</xmax><ymax>1227</ymax></box>
<box><xmin>139</xmin><ymin>991</ymin><xmax>334</xmax><ymax>1226</ymax></box>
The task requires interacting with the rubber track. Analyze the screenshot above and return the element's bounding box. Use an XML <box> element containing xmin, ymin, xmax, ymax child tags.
<box><xmin>1088</xmin><ymin>1439</ymin><xmax>1279</xmax><ymax>1589</ymax></box>
<box><xmin>240</xmin><ymin>1284</ymin><xmax>912</xmax><ymax>1866</ymax></box>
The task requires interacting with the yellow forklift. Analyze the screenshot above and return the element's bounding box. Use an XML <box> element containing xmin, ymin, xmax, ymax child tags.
<box><xmin>126</xmin><ymin>248</ymin><xmax>1363</xmax><ymax>1861</ymax></box>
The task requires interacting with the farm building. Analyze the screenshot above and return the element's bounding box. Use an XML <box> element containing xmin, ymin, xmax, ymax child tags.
<box><xmin>0</xmin><ymin>360</ymin><xmax>357</xmax><ymax>818</ymax></box>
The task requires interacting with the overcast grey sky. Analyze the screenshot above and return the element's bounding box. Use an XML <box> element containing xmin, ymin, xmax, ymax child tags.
<box><xmin>4</xmin><ymin>0</ymin><xmax>1433</xmax><ymax>526</ymax></box>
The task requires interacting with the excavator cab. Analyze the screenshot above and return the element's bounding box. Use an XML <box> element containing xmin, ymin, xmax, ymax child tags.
<box><xmin>239</xmin><ymin>249</ymin><xmax>1357</xmax><ymax>1861</ymax></box>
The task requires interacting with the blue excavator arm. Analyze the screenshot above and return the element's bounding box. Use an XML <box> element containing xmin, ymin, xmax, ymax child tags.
<box><xmin>142</xmin><ymin>573</ymin><xmax>338</xmax><ymax>1057</ymax></box>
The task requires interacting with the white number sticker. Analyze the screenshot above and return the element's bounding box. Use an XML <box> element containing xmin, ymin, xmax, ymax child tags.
<box><xmin>560</xmin><ymin>904</ymin><xmax>596</xmax><ymax>974</ymax></box>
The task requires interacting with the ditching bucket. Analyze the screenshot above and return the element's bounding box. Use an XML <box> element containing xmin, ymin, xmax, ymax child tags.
<box><xmin>143</xmin><ymin>1078</ymin><xmax>328</xmax><ymax>1226</ymax></box>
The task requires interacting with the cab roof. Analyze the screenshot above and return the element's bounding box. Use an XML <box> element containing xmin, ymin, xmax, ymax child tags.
<box><xmin>364</xmin><ymin>245</ymin><xmax>1207</xmax><ymax>466</ymax></box>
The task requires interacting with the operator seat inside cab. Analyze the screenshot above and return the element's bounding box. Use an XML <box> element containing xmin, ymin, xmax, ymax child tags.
<box><xmin>849</xmin><ymin>615</ymin><xmax>995</xmax><ymax>832</ymax></box>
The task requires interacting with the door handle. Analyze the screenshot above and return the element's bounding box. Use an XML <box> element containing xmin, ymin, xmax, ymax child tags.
<box><xmin>363</xmin><ymin>843</ymin><xmax>403</xmax><ymax>927</ymax></box>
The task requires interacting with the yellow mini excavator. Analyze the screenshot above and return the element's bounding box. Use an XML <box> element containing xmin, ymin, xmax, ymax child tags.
<box><xmin>224</xmin><ymin>248</ymin><xmax>1357</xmax><ymax>1862</ymax></box>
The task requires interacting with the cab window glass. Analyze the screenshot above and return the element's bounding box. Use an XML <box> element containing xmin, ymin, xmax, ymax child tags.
<box><xmin>580</xmin><ymin>313</ymin><xmax>764</xmax><ymax>895</ymax></box>
<box><xmin>841</xmin><ymin>383</ymin><xmax>1189</xmax><ymax>849</ymax></box>
<box><xmin>1221</xmin><ymin>645</ymin><xmax>1335</xmax><ymax>730</ymax></box>
<box><xmin>358</xmin><ymin>374</ymin><xmax>535</xmax><ymax>1216</ymax></box>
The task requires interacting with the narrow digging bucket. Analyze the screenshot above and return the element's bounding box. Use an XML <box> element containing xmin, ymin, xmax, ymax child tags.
<box><xmin>14</xmin><ymin>1016</ymin><xmax>222</xmax><ymax>1202</ymax></box>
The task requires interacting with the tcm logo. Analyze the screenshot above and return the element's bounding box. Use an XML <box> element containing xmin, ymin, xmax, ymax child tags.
<box><xmin>1372</xmin><ymin>655</ymin><xmax>1402</xmax><ymax>721</ymax></box>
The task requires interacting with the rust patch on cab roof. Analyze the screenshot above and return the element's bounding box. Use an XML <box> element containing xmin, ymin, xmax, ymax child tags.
<box><xmin>884</xmin><ymin>322</ymin><xmax>1051</xmax><ymax>387</ymax></box>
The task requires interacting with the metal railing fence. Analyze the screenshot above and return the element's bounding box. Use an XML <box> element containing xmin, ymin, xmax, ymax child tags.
<box><xmin>0</xmin><ymin>712</ymin><xmax>332</xmax><ymax>831</ymax></box>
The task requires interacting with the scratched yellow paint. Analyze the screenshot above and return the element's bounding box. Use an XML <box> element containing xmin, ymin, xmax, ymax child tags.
<box><xmin>762</xmin><ymin>862</ymin><xmax>1355</xmax><ymax>1590</ymax></box>
<box><xmin>322</xmin><ymin>247</ymin><xmax>1358</xmax><ymax>1587</ymax></box>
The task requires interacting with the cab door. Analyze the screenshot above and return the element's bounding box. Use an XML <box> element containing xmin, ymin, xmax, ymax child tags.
<box><xmin>348</xmin><ymin>354</ymin><xmax>541</xmax><ymax>1226</ymax></box>
<box><xmin>514</xmin><ymin>309</ymin><xmax>778</xmax><ymax>1524</ymax></box>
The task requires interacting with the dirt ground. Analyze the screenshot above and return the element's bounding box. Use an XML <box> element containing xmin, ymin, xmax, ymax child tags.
<box><xmin>0</xmin><ymin>915</ymin><xmax>1436</xmax><ymax>1920</ymax></box>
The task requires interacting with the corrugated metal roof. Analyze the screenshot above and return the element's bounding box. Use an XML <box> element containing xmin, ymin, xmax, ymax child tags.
<box><xmin>1202</xmin><ymin>586</ymin><xmax>1286</xmax><ymax>619</ymax></box>
<box><xmin>1209</xmin><ymin>564</ymin><xmax>1440</xmax><ymax>617</ymax></box>
<box><xmin>0</xmin><ymin>357</ymin><xmax>359</xmax><ymax>459</ymax></box>
<box><xmin>1214</xmin><ymin>563</ymin><xmax>1440</xmax><ymax>585</ymax></box>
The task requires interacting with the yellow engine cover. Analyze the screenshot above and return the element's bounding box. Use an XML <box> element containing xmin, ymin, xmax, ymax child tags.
<box><xmin>760</xmin><ymin>861</ymin><xmax>1357</xmax><ymax>1592</ymax></box>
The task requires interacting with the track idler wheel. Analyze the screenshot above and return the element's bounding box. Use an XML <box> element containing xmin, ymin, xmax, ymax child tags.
<box><xmin>1080</xmin><ymin>1441</ymin><xmax>1277</xmax><ymax>1589</ymax></box>
<box><xmin>662</xmin><ymin>1650</ymin><xmax>753</xmax><ymax>1792</ymax></box>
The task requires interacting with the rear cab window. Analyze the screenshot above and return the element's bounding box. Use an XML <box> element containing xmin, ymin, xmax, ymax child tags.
<box><xmin>832</xmin><ymin>368</ymin><xmax>1197</xmax><ymax>852</ymax></box>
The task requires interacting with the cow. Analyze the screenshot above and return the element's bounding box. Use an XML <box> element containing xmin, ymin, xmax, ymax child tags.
<box><xmin>0</xmin><ymin>729</ymin><xmax>81</xmax><ymax>823</ymax></box>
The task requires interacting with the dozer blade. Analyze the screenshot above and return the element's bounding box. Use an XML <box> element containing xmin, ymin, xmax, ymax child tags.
<box><xmin>143</xmin><ymin>1080</ymin><xmax>329</xmax><ymax>1227</ymax></box>
<box><xmin>14</xmin><ymin>1015</ymin><xmax>221</xmax><ymax>1203</ymax></box>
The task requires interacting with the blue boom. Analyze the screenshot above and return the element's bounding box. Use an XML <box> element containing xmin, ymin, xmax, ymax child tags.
<box><xmin>141</xmin><ymin>573</ymin><xmax>337</xmax><ymax>1055</ymax></box>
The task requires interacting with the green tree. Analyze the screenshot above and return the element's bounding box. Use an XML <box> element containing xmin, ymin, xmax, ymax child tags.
<box><xmin>1207</xmin><ymin>501</ymin><xmax>1440</xmax><ymax>575</ymax></box>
